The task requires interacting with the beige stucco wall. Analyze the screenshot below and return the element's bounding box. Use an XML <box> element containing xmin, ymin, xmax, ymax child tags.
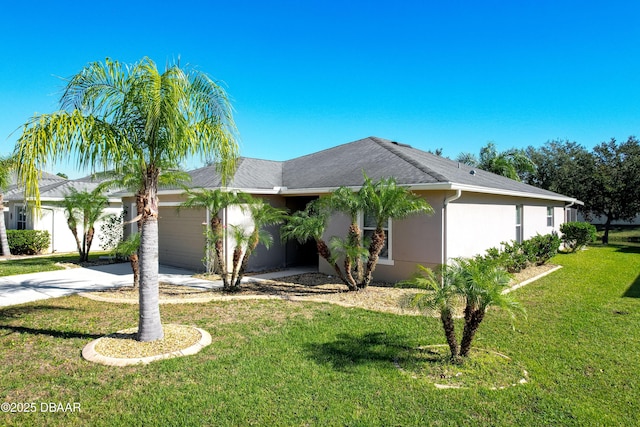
<box><xmin>158</xmin><ymin>205</ymin><xmax>207</xmax><ymax>271</ymax></box>
<box><xmin>319</xmin><ymin>190</ymin><xmax>446</xmax><ymax>282</ymax></box>
<box><xmin>446</xmin><ymin>193</ymin><xmax>565</xmax><ymax>260</ymax></box>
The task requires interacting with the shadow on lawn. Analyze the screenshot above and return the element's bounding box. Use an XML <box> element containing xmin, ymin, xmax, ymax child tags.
<box><xmin>0</xmin><ymin>324</ymin><xmax>103</xmax><ymax>340</ymax></box>
<box><xmin>305</xmin><ymin>331</ymin><xmax>415</xmax><ymax>371</ymax></box>
<box><xmin>0</xmin><ymin>304</ymin><xmax>76</xmax><ymax>320</ymax></box>
<box><xmin>623</xmin><ymin>273</ymin><xmax>640</xmax><ymax>298</ymax></box>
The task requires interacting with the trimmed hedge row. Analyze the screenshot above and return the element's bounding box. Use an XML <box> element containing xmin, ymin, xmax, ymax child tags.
<box><xmin>6</xmin><ymin>230</ymin><xmax>50</xmax><ymax>255</ymax></box>
<box><xmin>480</xmin><ymin>232</ymin><xmax>562</xmax><ymax>273</ymax></box>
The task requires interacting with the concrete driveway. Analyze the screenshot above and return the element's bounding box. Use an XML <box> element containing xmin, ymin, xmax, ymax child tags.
<box><xmin>0</xmin><ymin>263</ymin><xmax>220</xmax><ymax>307</ymax></box>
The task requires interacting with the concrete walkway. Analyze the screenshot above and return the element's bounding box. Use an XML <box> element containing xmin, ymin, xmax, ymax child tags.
<box><xmin>0</xmin><ymin>263</ymin><xmax>317</xmax><ymax>308</ymax></box>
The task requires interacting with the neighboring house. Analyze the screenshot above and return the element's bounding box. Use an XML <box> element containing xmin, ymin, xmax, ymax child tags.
<box><xmin>124</xmin><ymin>136</ymin><xmax>580</xmax><ymax>282</ymax></box>
<box><xmin>4</xmin><ymin>173</ymin><xmax>123</xmax><ymax>253</ymax></box>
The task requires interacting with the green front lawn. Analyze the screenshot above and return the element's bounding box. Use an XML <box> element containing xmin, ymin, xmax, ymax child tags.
<box><xmin>0</xmin><ymin>252</ymin><xmax>110</xmax><ymax>277</ymax></box>
<box><xmin>0</xmin><ymin>245</ymin><xmax>638</xmax><ymax>426</ymax></box>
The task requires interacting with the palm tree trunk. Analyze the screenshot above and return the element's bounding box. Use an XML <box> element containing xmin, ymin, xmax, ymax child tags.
<box><xmin>68</xmin><ymin>220</ymin><xmax>83</xmax><ymax>261</ymax></box>
<box><xmin>440</xmin><ymin>309</ymin><xmax>459</xmax><ymax>360</ymax></box>
<box><xmin>234</xmin><ymin>234</ymin><xmax>259</xmax><ymax>289</ymax></box>
<box><xmin>210</xmin><ymin>217</ymin><xmax>229</xmax><ymax>289</ymax></box>
<box><xmin>137</xmin><ymin>170</ymin><xmax>163</xmax><ymax>342</ymax></box>
<box><xmin>459</xmin><ymin>309</ymin><xmax>486</xmax><ymax>357</ymax></box>
<box><xmin>348</xmin><ymin>223</ymin><xmax>363</xmax><ymax>283</ymax></box>
<box><xmin>0</xmin><ymin>196</ymin><xmax>10</xmax><ymax>257</ymax></box>
<box><xmin>138</xmin><ymin>216</ymin><xmax>163</xmax><ymax>341</ymax></box>
<box><xmin>229</xmin><ymin>245</ymin><xmax>243</xmax><ymax>292</ymax></box>
<box><xmin>130</xmin><ymin>253</ymin><xmax>140</xmax><ymax>288</ymax></box>
<box><xmin>343</xmin><ymin>256</ymin><xmax>358</xmax><ymax>291</ymax></box>
<box><xmin>316</xmin><ymin>239</ymin><xmax>347</xmax><ymax>285</ymax></box>
<box><xmin>85</xmin><ymin>226</ymin><xmax>95</xmax><ymax>262</ymax></box>
<box><xmin>361</xmin><ymin>228</ymin><xmax>385</xmax><ymax>288</ymax></box>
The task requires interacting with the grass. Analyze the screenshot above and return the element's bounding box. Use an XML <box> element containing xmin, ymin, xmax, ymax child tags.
<box><xmin>0</xmin><ymin>245</ymin><xmax>639</xmax><ymax>425</ymax></box>
<box><xmin>0</xmin><ymin>252</ymin><xmax>110</xmax><ymax>277</ymax></box>
<box><xmin>595</xmin><ymin>224</ymin><xmax>640</xmax><ymax>242</ymax></box>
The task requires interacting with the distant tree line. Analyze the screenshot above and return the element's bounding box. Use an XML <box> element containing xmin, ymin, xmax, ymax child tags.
<box><xmin>452</xmin><ymin>138</ymin><xmax>640</xmax><ymax>244</ymax></box>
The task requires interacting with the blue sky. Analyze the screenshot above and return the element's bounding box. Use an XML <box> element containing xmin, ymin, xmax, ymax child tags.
<box><xmin>2</xmin><ymin>0</ymin><xmax>639</xmax><ymax>178</ymax></box>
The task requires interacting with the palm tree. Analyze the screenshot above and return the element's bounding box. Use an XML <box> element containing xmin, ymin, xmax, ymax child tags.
<box><xmin>15</xmin><ymin>57</ymin><xmax>238</xmax><ymax>342</ymax></box>
<box><xmin>326</xmin><ymin>186</ymin><xmax>367</xmax><ymax>285</ymax></box>
<box><xmin>457</xmin><ymin>142</ymin><xmax>535</xmax><ymax>181</ymax></box>
<box><xmin>281</xmin><ymin>202</ymin><xmax>348</xmax><ymax>285</ymax></box>
<box><xmin>398</xmin><ymin>264</ymin><xmax>464</xmax><ymax>361</ymax></box>
<box><xmin>456</xmin><ymin>257</ymin><xmax>524</xmax><ymax>358</ymax></box>
<box><xmin>60</xmin><ymin>188</ymin><xmax>109</xmax><ymax>262</ymax></box>
<box><xmin>113</xmin><ymin>233</ymin><xmax>141</xmax><ymax>288</ymax></box>
<box><xmin>0</xmin><ymin>155</ymin><xmax>16</xmax><ymax>257</ymax></box>
<box><xmin>95</xmin><ymin>162</ymin><xmax>190</xmax><ymax>283</ymax></box>
<box><xmin>359</xmin><ymin>174</ymin><xmax>434</xmax><ymax>288</ymax></box>
<box><xmin>231</xmin><ymin>200</ymin><xmax>287</xmax><ymax>289</ymax></box>
<box><xmin>180</xmin><ymin>188</ymin><xmax>250</xmax><ymax>290</ymax></box>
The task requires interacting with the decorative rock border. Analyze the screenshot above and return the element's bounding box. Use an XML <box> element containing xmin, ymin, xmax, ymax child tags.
<box><xmin>82</xmin><ymin>325</ymin><xmax>212</xmax><ymax>367</ymax></box>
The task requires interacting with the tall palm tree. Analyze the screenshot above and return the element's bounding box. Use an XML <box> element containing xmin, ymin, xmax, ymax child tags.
<box><xmin>60</xmin><ymin>187</ymin><xmax>109</xmax><ymax>262</ymax></box>
<box><xmin>0</xmin><ymin>155</ymin><xmax>16</xmax><ymax>257</ymax></box>
<box><xmin>15</xmin><ymin>57</ymin><xmax>238</xmax><ymax>341</ymax></box>
<box><xmin>180</xmin><ymin>188</ymin><xmax>250</xmax><ymax>290</ymax></box>
<box><xmin>95</xmin><ymin>161</ymin><xmax>190</xmax><ymax>284</ymax></box>
<box><xmin>359</xmin><ymin>175</ymin><xmax>434</xmax><ymax>288</ymax></box>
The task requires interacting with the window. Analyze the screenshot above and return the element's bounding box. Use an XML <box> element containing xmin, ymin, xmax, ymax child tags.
<box><xmin>362</xmin><ymin>212</ymin><xmax>391</xmax><ymax>261</ymax></box>
<box><xmin>16</xmin><ymin>206</ymin><xmax>27</xmax><ymax>230</ymax></box>
<box><xmin>515</xmin><ymin>205</ymin><xmax>523</xmax><ymax>243</ymax></box>
<box><xmin>547</xmin><ymin>207</ymin><xmax>554</xmax><ymax>227</ymax></box>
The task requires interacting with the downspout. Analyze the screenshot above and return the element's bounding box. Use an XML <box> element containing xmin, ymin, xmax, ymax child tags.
<box><xmin>441</xmin><ymin>189</ymin><xmax>462</xmax><ymax>266</ymax></box>
<box><xmin>564</xmin><ymin>199</ymin><xmax>576</xmax><ymax>223</ymax></box>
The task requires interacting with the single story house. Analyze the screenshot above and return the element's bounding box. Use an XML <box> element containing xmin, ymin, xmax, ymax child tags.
<box><xmin>4</xmin><ymin>173</ymin><xmax>123</xmax><ymax>254</ymax></box>
<box><xmin>126</xmin><ymin>136</ymin><xmax>580</xmax><ymax>282</ymax></box>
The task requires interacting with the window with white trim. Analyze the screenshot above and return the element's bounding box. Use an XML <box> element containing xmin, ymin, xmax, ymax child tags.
<box><xmin>546</xmin><ymin>207</ymin><xmax>554</xmax><ymax>227</ymax></box>
<box><xmin>16</xmin><ymin>206</ymin><xmax>27</xmax><ymax>230</ymax></box>
<box><xmin>515</xmin><ymin>205</ymin><xmax>523</xmax><ymax>243</ymax></box>
<box><xmin>362</xmin><ymin>212</ymin><xmax>391</xmax><ymax>260</ymax></box>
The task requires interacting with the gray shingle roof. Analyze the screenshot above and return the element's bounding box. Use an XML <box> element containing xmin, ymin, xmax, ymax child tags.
<box><xmin>189</xmin><ymin>158</ymin><xmax>283</xmax><ymax>190</ymax></box>
<box><xmin>282</xmin><ymin>136</ymin><xmax>573</xmax><ymax>200</ymax></box>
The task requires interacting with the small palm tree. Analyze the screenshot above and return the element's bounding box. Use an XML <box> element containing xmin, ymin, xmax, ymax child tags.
<box><xmin>327</xmin><ymin>186</ymin><xmax>367</xmax><ymax>284</ymax></box>
<box><xmin>329</xmin><ymin>236</ymin><xmax>368</xmax><ymax>291</ymax></box>
<box><xmin>60</xmin><ymin>188</ymin><xmax>109</xmax><ymax>262</ymax></box>
<box><xmin>398</xmin><ymin>264</ymin><xmax>464</xmax><ymax>361</ymax></box>
<box><xmin>180</xmin><ymin>188</ymin><xmax>251</xmax><ymax>289</ymax></box>
<box><xmin>0</xmin><ymin>155</ymin><xmax>16</xmax><ymax>257</ymax></box>
<box><xmin>113</xmin><ymin>233</ymin><xmax>141</xmax><ymax>288</ymax></box>
<box><xmin>281</xmin><ymin>202</ymin><xmax>347</xmax><ymax>284</ymax></box>
<box><xmin>456</xmin><ymin>257</ymin><xmax>525</xmax><ymax>358</ymax></box>
<box><xmin>231</xmin><ymin>200</ymin><xmax>287</xmax><ymax>289</ymax></box>
<box><xmin>359</xmin><ymin>174</ymin><xmax>434</xmax><ymax>288</ymax></box>
<box><xmin>400</xmin><ymin>258</ymin><xmax>524</xmax><ymax>362</ymax></box>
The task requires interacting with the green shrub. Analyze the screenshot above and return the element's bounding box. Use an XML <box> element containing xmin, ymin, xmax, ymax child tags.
<box><xmin>480</xmin><ymin>232</ymin><xmax>562</xmax><ymax>272</ymax></box>
<box><xmin>560</xmin><ymin>222</ymin><xmax>597</xmax><ymax>252</ymax></box>
<box><xmin>7</xmin><ymin>230</ymin><xmax>51</xmax><ymax>255</ymax></box>
<box><xmin>500</xmin><ymin>240</ymin><xmax>529</xmax><ymax>273</ymax></box>
<box><xmin>527</xmin><ymin>232</ymin><xmax>562</xmax><ymax>265</ymax></box>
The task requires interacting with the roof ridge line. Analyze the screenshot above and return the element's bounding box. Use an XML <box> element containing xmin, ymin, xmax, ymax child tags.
<box><xmin>374</xmin><ymin>139</ymin><xmax>449</xmax><ymax>182</ymax></box>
